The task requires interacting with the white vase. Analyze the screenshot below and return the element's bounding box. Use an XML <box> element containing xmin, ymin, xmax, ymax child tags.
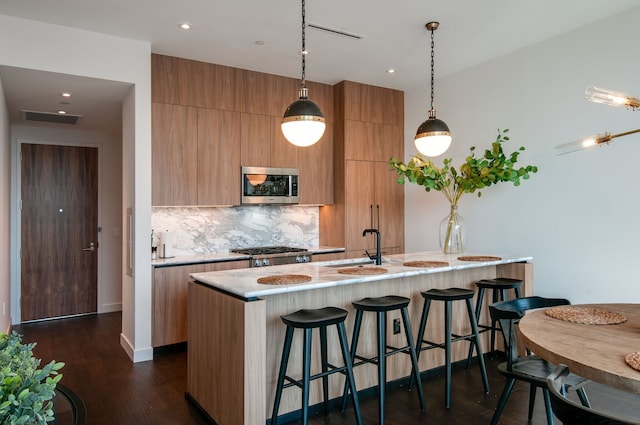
<box><xmin>439</xmin><ymin>205</ymin><xmax>465</xmax><ymax>254</ymax></box>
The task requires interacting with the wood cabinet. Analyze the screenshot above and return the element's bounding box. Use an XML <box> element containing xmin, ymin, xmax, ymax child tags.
<box><xmin>320</xmin><ymin>80</ymin><xmax>404</xmax><ymax>257</ymax></box>
<box><xmin>197</xmin><ymin>109</ymin><xmax>242</xmax><ymax>206</ymax></box>
<box><xmin>152</xmin><ymin>54</ymin><xmax>334</xmax><ymax>206</ymax></box>
<box><xmin>152</xmin><ymin>260</ymin><xmax>249</xmax><ymax>347</ymax></box>
<box><xmin>151</xmin><ymin>103</ymin><xmax>198</xmax><ymax>206</ymax></box>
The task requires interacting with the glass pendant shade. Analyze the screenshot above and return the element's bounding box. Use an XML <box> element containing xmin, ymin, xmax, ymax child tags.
<box><xmin>281</xmin><ymin>96</ymin><xmax>326</xmax><ymax>147</ymax></box>
<box><xmin>415</xmin><ymin>116</ymin><xmax>452</xmax><ymax>157</ymax></box>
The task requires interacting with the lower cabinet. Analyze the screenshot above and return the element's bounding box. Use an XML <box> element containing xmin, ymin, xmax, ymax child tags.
<box><xmin>152</xmin><ymin>260</ymin><xmax>248</xmax><ymax>347</ymax></box>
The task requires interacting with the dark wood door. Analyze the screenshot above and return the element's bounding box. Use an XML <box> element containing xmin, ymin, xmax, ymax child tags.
<box><xmin>21</xmin><ymin>144</ymin><xmax>98</xmax><ymax>321</ymax></box>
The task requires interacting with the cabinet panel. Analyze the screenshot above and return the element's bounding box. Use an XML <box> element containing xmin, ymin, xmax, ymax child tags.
<box><xmin>197</xmin><ymin>109</ymin><xmax>242</xmax><ymax>206</ymax></box>
<box><xmin>203</xmin><ymin>260</ymin><xmax>250</xmax><ymax>272</ymax></box>
<box><xmin>298</xmin><ymin>122</ymin><xmax>334</xmax><ymax>205</ymax></box>
<box><xmin>270</xmin><ymin>116</ymin><xmax>298</xmax><ymax>169</ymax></box>
<box><xmin>241</xmin><ymin>113</ymin><xmax>271</xmax><ymax>167</ymax></box>
<box><xmin>340</xmin><ymin>81</ymin><xmax>403</xmax><ymax>126</ymax></box>
<box><xmin>152</xmin><ymin>102</ymin><xmax>199</xmax><ymax>206</ymax></box>
<box><xmin>202</xmin><ymin>63</ymin><xmax>242</xmax><ymax>112</ymax></box>
<box><xmin>345</xmin><ymin>161</ymin><xmax>376</xmax><ymax>252</ymax></box>
<box><xmin>153</xmin><ymin>264</ymin><xmax>205</xmax><ymax>347</ymax></box>
<box><xmin>374</xmin><ymin>161</ymin><xmax>404</xmax><ymax>251</ymax></box>
<box><xmin>151</xmin><ymin>54</ymin><xmax>204</xmax><ymax>107</ymax></box>
<box><xmin>345</xmin><ymin>120</ymin><xmax>402</xmax><ymax>162</ymax></box>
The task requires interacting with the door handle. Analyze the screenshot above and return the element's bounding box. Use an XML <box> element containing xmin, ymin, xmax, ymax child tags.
<box><xmin>82</xmin><ymin>242</ymin><xmax>95</xmax><ymax>252</ymax></box>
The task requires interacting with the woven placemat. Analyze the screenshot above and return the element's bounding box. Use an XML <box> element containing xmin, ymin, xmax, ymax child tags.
<box><xmin>545</xmin><ymin>306</ymin><xmax>628</xmax><ymax>325</ymax></box>
<box><xmin>257</xmin><ymin>274</ymin><xmax>312</xmax><ymax>285</ymax></box>
<box><xmin>457</xmin><ymin>255</ymin><xmax>502</xmax><ymax>262</ymax></box>
<box><xmin>624</xmin><ymin>352</ymin><xmax>640</xmax><ymax>371</ymax></box>
<box><xmin>337</xmin><ymin>267</ymin><xmax>388</xmax><ymax>275</ymax></box>
<box><xmin>403</xmin><ymin>260</ymin><xmax>450</xmax><ymax>268</ymax></box>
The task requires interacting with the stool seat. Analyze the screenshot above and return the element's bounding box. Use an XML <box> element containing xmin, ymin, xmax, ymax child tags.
<box><xmin>281</xmin><ymin>307</ymin><xmax>348</xmax><ymax>328</ymax></box>
<box><xmin>422</xmin><ymin>287</ymin><xmax>474</xmax><ymax>301</ymax></box>
<box><xmin>476</xmin><ymin>278</ymin><xmax>523</xmax><ymax>290</ymax></box>
<box><xmin>352</xmin><ymin>295</ymin><xmax>409</xmax><ymax>312</ymax></box>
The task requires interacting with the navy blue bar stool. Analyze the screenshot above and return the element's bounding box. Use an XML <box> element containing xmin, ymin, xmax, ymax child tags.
<box><xmin>341</xmin><ymin>295</ymin><xmax>425</xmax><ymax>425</ymax></box>
<box><xmin>271</xmin><ymin>307</ymin><xmax>362</xmax><ymax>425</ymax></box>
<box><xmin>466</xmin><ymin>277</ymin><xmax>523</xmax><ymax>367</ymax></box>
<box><xmin>412</xmin><ymin>287</ymin><xmax>490</xmax><ymax>409</ymax></box>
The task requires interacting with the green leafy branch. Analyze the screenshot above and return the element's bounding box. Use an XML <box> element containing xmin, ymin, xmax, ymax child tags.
<box><xmin>389</xmin><ymin>129</ymin><xmax>538</xmax><ymax>207</ymax></box>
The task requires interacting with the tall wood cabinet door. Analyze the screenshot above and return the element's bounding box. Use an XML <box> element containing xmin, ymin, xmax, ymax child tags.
<box><xmin>152</xmin><ymin>264</ymin><xmax>205</xmax><ymax>347</ymax></box>
<box><xmin>270</xmin><ymin>116</ymin><xmax>298</xmax><ymax>169</ymax></box>
<box><xmin>151</xmin><ymin>54</ymin><xmax>204</xmax><ymax>107</ymax></box>
<box><xmin>241</xmin><ymin>113</ymin><xmax>271</xmax><ymax>167</ymax></box>
<box><xmin>197</xmin><ymin>109</ymin><xmax>242</xmax><ymax>206</ymax></box>
<box><xmin>345</xmin><ymin>121</ymin><xmax>403</xmax><ymax>162</ymax></box>
<box><xmin>375</xmin><ymin>162</ymin><xmax>404</xmax><ymax>251</ymax></box>
<box><xmin>152</xmin><ymin>102</ymin><xmax>198</xmax><ymax>206</ymax></box>
<box><xmin>345</xmin><ymin>160</ymin><xmax>376</xmax><ymax>253</ymax></box>
<box><xmin>298</xmin><ymin>122</ymin><xmax>334</xmax><ymax>205</ymax></box>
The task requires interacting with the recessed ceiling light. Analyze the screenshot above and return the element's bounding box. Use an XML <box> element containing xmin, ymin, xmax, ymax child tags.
<box><xmin>178</xmin><ymin>23</ymin><xmax>192</xmax><ymax>30</ymax></box>
<box><xmin>386</xmin><ymin>68</ymin><xmax>397</xmax><ymax>74</ymax></box>
<box><xmin>61</xmin><ymin>92</ymin><xmax>72</xmax><ymax>98</ymax></box>
<box><xmin>57</xmin><ymin>110</ymin><xmax>67</xmax><ymax>114</ymax></box>
<box><xmin>255</xmin><ymin>40</ymin><xmax>265</xmax><ymax>46</ymax></box>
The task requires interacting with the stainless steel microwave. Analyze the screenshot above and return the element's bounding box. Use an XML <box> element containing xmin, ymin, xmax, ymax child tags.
<box><xmin>241</xmin><ymin>166</ymin><xmax>299</xmax><ymax>204</ymax></box>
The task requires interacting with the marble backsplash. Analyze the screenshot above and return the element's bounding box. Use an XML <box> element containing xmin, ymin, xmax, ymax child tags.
<box><xmin>151</xmin><ymin>206</ymin><xmax>319</xmax><ymax>255</ymax></box>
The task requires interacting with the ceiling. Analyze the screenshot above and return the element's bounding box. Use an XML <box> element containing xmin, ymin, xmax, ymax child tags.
<box><xmin>1</xmin><ymin>0</ymin><xmax>639</xmax><ymax>135</ymax></box>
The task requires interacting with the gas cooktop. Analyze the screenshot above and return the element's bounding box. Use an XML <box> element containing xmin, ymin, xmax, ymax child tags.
<box><xmin>231</xmin><ymin>246</ymin><xmax>308</xmax><ymax>256</ymax></box>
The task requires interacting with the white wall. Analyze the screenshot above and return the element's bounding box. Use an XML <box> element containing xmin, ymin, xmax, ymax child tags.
<box><xmin>10</xmin><ymin>125</ymin><xmax>123</xmax><ymax>314</ymax></box>
<box><xmin>0</xmin><ymin>73</ymin><xmax>11</xmax><ymax>333</ymax></box>
<box><xmin>404</xmin><ymin>7</ymin><xmax>640</xmax><ymax>303</ymax></box>
<box><xmin>0</xmin><ymin>15</ymin><xmax>153</xmax><ymax>361</ymax></box>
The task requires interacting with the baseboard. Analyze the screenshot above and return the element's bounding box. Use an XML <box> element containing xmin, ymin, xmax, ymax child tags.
<box><xmin>99</xmin><ymin>302</ymin><xmax>122</xmax><ymax>313</ymax></box>
<box><xmin>119</xmin><ymin>332</ymin><xmax>153</xmax><ymax>363</ymax></box>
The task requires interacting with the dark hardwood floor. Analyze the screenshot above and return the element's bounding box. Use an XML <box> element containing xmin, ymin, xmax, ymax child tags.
<box><xmin>13</xmin><ymin>312</ymin><xmax>640</xmax><ymax>425</ymax></box>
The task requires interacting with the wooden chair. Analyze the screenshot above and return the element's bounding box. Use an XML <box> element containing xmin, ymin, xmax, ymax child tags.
<box><xmin>547</xmin><ymin>364</ymin><xmax>639</xmax><ymax>425</ymax></box>
<box><xmin>488</xmin><ymin>296</ymin><xmax>591</xmax><ymax>425</ymax></box>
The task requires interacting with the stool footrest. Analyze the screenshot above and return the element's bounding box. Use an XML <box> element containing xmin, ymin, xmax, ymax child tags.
<box><xmin>418</xmin><ymin>333</ymin><xmax>477</xmax><ymax>351</ymax></box>
<box><xmin>281</xmin><ymin>363</ymin><xmax>350</xmax><ymax>390</ymax></box>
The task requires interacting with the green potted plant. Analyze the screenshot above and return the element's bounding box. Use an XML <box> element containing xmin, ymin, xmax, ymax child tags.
<box><xmin>390</xmin><ymin>129</ymin><xmax>538</xmax><ymax>254</ymax></box>
<box><xmin>0</xmin><ymin>331</ymin><xmax>64</xmax><ymax>425</ymax></box>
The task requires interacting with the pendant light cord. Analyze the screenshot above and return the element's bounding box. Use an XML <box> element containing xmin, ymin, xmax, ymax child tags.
<box><xmin>430</xmin><ymin>26</ymin><xmax>435</xmax><ymax>112</ymax></box>
<box><xmin>301</xmin><ymin>0</ymin><xmax>307</xmax><ymax>89</ymax></box>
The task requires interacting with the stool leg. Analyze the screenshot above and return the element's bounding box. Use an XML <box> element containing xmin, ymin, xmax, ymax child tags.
<box><xmin>341</xmin><ymin>310</ymin><xmax>363</xmax><ymax>413</ymax></box>
<box><xmin>377</xmin><ymin>311</ymin><xmax>387</xmax><ymax>425</ymax></box>
<box><xmin>466</xmin><ymin>287</ymin><xmax>486</xmax><ymax>369</ymax></box>
<box><xmin>400</xmin><ymin>306</ymin><xmax>426</xmax><ymax>411</ymax></box>
<box><xmin>337</xmin><ymin>322</ymin><xmax>363</xmax><ymax>425</ymax></box>
<box><xmin>409</xmin><ymin>297</ymin><xmax>431</xmax><ymax>391</ymax></box>
<box><xmin>301</xmin><ymin>328</ymin><xmax>313</xmax><ymax>425</ymax></box>
<box><xmin>271</xmin><ymin>326</ymin><xmax>294</xmax><ymax>425</ymax></box>
<box><xmin>444</xmin><ymin>300</ymin><xmax>452</xmax><ymax>409</ymax></box>
<box><xmin>490</xmin><ymin>289</ymin><xmax>500</xmax><ymax>353</ymax></box>
<box><xmin>319</xmin><ymin>325</ymin><xmax>329</xmax><ymax>416</ymax></box>
<box><xmin>465</xmin><ymin>298</ymin><xmax>490</xmax><ymax>394</ymax></box>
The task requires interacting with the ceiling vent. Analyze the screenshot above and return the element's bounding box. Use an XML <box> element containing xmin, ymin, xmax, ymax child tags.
<box><xmin>308</xmin><ymin>23</ymin><xmax>364</xmax><ymax>40</ymax></box>
<box><xmin>22</xmin><ymin>110</ymin><xmax>82</xmax><ymax>125</ymax></box>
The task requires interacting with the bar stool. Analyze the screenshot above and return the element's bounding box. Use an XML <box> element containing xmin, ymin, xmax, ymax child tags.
<box><xmin>341</xmin><ymin>295</ymin><xmax>425</xmax><ymax>425</ymax></box>
<box><xmin>466</xmin><ymin>278</ymin><xmax>523</xmax><ymax>367</ymax></box>
<box><xmin>271</xmin><ymin>307</ymin><xmax>363</xmax><ymax>425</ymax></box>
<box><xmin>412</xmin><ymin>288</ymin><xmax>490</xmax><ymax>409</ymax></box>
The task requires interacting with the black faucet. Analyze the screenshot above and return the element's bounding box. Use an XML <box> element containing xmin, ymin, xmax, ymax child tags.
<box><xmin>362</xmin><ymin>228</ymin><xmax>382</xmax><ymax>265</ymax></box>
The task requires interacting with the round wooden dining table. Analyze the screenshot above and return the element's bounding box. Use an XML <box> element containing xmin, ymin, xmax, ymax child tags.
<box><xmin>518</xmin><ymin>303</ymin><xmax>640</xmax><ymax>394</ymax></box>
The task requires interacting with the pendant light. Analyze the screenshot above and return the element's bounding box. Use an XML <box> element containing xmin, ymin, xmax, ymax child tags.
<box><xmin>281</xmin><ymin>0</ymin><xmax>326</xmax><ymax>147</ymax></box>
<box><xmin>415</xmin><ymin>21</ymin><xmax>452</xmax><ymax>157</ymax></box>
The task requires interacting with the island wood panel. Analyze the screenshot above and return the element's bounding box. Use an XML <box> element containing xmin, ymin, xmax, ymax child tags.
<box><xmin>152</xmin><ymin>102</ymin><xmax>199</xmax><ymax>206</ymax></box>
<box><xmin>197</xmin><ymin>108</ymin><xmax>242</xmax><ymax>205</ymax></box>
<box><xmin>260</xmin><ymin>262</ymin><xmax>532</xmax><ymax>418</ymax></box>
<box><xmin>188</xmin><ymin>281</ymin><xmax>266</xmax><ymax>425</ymax></box>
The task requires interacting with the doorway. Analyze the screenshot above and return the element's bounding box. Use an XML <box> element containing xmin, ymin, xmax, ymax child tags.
<box><xmin>20</xmin><ymin>143</ymin><xmax>98</xmax><ymax>322</ymax></box>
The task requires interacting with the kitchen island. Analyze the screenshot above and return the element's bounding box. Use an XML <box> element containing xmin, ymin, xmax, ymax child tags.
<box><xmin>187</xmin><ymin>251</ymin><xmax>533</xmax><ymax>425</ymax></box>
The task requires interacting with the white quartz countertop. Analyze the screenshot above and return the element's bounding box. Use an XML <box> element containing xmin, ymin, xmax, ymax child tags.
<box><xmin>152</xmin><ymin>246</ymin><xmax>345</xmax><ymax>267</ymax></box>
<box><xmin>190</xmin><ymin>251</ymin><xmax>533</xmax><ymax>300</ymax></box>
